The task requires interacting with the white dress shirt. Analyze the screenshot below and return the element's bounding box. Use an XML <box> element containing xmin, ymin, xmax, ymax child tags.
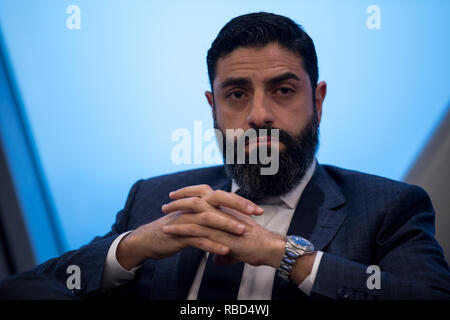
<box><xmin>103</xmin><ymin>160</ymin><xmax>323</xmax><ymax>298</ymax></box>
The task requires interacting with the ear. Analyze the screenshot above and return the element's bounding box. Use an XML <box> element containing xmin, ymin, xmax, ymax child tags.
<box><xmin>205</xmin><ymin>91</ymin><xmax>214</xmax><ymax>110</ymax></box>
<box><xmin>314</xmin><ymin>81</ymin><xmax>327</xmax><ymax>124</ymax></box>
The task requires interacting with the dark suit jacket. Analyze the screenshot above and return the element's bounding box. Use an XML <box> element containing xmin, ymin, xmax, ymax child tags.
<box><xmin>1</xmin><ymin>163</ymin><xmax>449</xmax><ymax>300</ymax></box>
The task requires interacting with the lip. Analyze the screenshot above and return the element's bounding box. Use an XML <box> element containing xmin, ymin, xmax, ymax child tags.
<box><xmin>247</xmin><ymin>136</ymin><xmax>279</xmax><ymax>146</ymax></box>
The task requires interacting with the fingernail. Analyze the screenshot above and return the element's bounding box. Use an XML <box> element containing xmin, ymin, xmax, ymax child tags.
<box><xmin>256</xmin><ymin>206</ymin><xmax>264</xmax><ymax>214</ymax></box>
<box><xmin>236</xmin><ymin>224</ymin><xmax>245</xmax><ymax>232</ymax></box>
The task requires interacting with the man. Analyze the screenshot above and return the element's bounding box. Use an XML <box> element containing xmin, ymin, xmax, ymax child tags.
<box><xmin>1</xmin><ymin>12</ymin><xmax>449</xmax><ymax>300</ymax></box>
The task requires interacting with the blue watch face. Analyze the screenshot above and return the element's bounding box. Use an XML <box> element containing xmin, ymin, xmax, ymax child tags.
<box><xmin>290</xmin><ymin>235</ymin><xmax>311</xmax><ymax>247</ymax></box>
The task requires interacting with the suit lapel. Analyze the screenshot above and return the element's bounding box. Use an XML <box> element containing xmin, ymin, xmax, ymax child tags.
<box><xmin>293</xmin><ymin>163</ymin><xmax>347</xmax><ymax>251</ymax></box>
<box><xmin>272</xmin><ymin>163</ymin><xmax>347</xmax><ymax>299</ymax></box>
<box><xmin>174</xmin><ymin>176</ymin><xmax>232</xmax><ymax>299</ymax></box>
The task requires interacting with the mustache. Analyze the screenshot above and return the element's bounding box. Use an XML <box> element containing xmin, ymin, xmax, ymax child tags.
<box><xmin>235</xmin><ymin>126</ymin><xmax>297</xmax><ymax>147</ymax></box>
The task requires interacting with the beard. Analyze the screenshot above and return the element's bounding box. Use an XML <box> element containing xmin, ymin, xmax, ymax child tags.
<box><xmin>214</xmin><ymin>111</ymin><xmax>319</xmax><ymax>202</ymax></box>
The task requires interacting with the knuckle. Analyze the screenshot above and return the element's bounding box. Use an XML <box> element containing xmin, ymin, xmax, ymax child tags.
<box><xmin>172</xmin><ymin>200</ymin><xmax>182</xmax><ymax>207</ymax></box>
<box><xmin>204</xmin><ymin>231</ymin><xmax>212</xmax><ymax>240</ymax></box>
<box><xmin>191</xmin><ymin>197</ymin><xmax>202</xmax><ymax>206</ymax></box>
<box><xmin>202</xmin><ymin>191</ymin><xmax>213</xmax><ymax>202</ymax></box>
<box><xmin>196</xmin><ymin>238</ymin><xmax>207</xmax><ymax>247</ymax></box>
<box><xmin>227</xmin><ymin>220</ymin><xmax>238</xmax><ymax>229</ymax></box>
<box><xmin>215</xmin><ymin>189</ymin><xmax>226</xmax><ymax>197</ymax></box>
<box><xmin>187</xmin><ymin>224</ymin><xmax>198</xmax><ymax>234</ymax></box>
<box><xmin>199</xmin><ymin>211</ymin><xmax>211</xmax><ymax>223</ymax></box>
<box><xmin>207</xmin><ymin>190</ymin><xmax>225</xmax><ymax>204</ymax></box>
<box><xmin>210</xmin><ymin>190</ymin><xmax>222</xmax><ymax>199</ymax></box>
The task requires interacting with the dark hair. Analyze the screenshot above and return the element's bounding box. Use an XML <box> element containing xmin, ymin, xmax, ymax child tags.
<box><xmin>207</xmin><ymin>12</ymin><xmax>318</xmax><ymax>93</ymax></box>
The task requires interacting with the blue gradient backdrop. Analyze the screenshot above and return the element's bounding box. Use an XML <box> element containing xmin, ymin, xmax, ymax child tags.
<box><xmin>0</xmin><ymin>0</ymin><xmax>449</xmax><ymax>262</ymax></box>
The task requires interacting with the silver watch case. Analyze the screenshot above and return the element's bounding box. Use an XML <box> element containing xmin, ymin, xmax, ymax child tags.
<box><xmin>277</xmin><ymin>235</ymin><xmax>314</xmax><ymax>281</ymax></box>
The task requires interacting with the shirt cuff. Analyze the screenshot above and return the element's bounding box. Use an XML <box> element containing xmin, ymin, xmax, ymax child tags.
<box><xmin>298</xmin><ymin>251</ymin><xmax>323</xmax><ymax>296</ymax></box>
<box><xmin>102</xmin><ymin>231</ymin><xmax>142</xmax><ymax>291</ymax></box>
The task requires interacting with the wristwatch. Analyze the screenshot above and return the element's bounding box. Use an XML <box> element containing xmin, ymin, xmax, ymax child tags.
<box><xmin>277</xmin><ymin>235</ymin><xmax>315</xmax><ymax>281</ymax></box>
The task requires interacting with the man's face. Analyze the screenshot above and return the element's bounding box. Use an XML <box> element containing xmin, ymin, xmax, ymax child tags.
<box><xmin>205</xmin><ymin>42</ymin><xmax>327</xmax><ymax>200</ymax></box>
<box><xmin>207</xmin><ymin>42</ymin><xmax>323</xmax><ymax>151</ymax></box>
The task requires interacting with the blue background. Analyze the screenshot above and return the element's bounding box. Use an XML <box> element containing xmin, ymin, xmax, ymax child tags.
<box><xmin>0</xmin><ymin>0</ymin><xmax>449</xmax><ymax>263</ymax></box>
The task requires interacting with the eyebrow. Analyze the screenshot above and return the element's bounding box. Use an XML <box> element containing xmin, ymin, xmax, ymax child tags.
<box><xmin>220</xmin><ymin>72</ymin><xmax>301</xmax><ymax>91</ymax></box>
<box><xmin>265</xmin><ymin>72</ymin><xmax>300</xmax><ymax>87</ymax></box>
<box><xmin>220</xmin><ymin>77</ymin><xmax>252</xmax><ymax>90</ymax></box>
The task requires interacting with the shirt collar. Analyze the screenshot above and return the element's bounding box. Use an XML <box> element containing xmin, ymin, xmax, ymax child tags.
<box><xmin>231</xmin><ymin>158</ymin><xmax>317</xmax><ymax>209</ymax></box>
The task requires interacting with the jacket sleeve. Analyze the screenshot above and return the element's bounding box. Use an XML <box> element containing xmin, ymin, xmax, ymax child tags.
<box><xmin>0</xmin><ymin>179</ymin><xmax>144</xmax><ymax>299</ymax></box>
<box><xmin>310</xmin><ymin>185</ymin><xmax>450</xmax><ymax>300</ymax></box>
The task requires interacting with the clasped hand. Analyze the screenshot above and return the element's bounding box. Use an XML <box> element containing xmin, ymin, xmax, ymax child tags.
<box><xmin>161</xmin><ymin>184</ymin><xmax>285</xmax><ymax>267</ymax></box>
<box><xmin>119</xmin><ymin>184</ymin><xmax>285</xmax><ymax>270</ymax></box>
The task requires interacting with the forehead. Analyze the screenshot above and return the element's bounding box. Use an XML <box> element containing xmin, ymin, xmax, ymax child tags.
<box><xmin>213</xmin><ymin>43</ymin><xmax>308</xmax><ymax>89</ymax></box>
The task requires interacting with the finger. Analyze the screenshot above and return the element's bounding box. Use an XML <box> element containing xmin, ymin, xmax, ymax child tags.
<box><xmin>203</xmin><ymin>190</ymin><xmax>264</xmax><ymax>215</ymax></box>
<box><xmin>164</xmin><ymin>213</ymin><xmax>245</xmax><ymax>236</ymax></box>
<box><xmin>219</xmin><ymin>206</ymin><xmax>255</xmax><ymax>225</ymax></box>
<box><xmin>162</xmin><ymin>197</ymin><xmax>210</xmax><ymax>214</ymax></box>
<box><xmin>197</xmin><ymin>211</ymin><xmax>246</xmax><ymax>235</ymax></box>
<box><xmin>182</xmin><ymin>236</ymin><xmax>230</xmax><ymax>255</ymax></box>
<box><xmin>169</xmin><ymin>184</ymin><xmax>213</xmax><ymax>200</ymax></box>
<box><xmin>163</xmin><ymin>224</ymin><xmax>211</xmax><ymax>237</ymax></box>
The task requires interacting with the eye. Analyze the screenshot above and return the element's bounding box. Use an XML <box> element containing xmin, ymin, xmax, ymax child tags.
<box><xmin>275</xmin><ymin>87</ymin><xmax>295</xmax><ymax>95</ymax></box>
<box><xmin>227</xmin><ymin>90</ymin><xmax>246</xmax><ymax>100</ymax></box>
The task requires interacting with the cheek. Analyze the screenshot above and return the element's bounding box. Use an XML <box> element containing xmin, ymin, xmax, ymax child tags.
<box><xmin>214</xmin><ymin>105</ymin><xmax>247</xmax><ymax>129</ymax></box>
<box><xmin>276</xmin><ymin>96</ymin><xmax>314</xmax><ymax>132</ymax></box>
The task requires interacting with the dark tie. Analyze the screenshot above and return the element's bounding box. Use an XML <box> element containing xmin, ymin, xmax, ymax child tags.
<box><xmin>196</xmin><ymin>252</ymin><xmax>245</xmax><ymax>300</ymax></box>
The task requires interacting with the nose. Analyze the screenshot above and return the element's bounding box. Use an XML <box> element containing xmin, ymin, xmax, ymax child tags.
<box><xmin>246</xmin><ymin>92</ymin><xmax>274</xmax><ymax>128</ymax></box>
